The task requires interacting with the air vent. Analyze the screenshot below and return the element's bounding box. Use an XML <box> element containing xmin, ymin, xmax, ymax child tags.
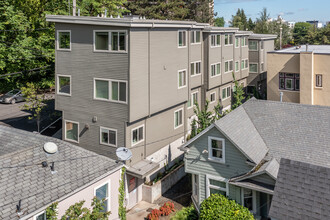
<box><xmin>44</xmin><ymin>142</ymin><xmax>58</xmax><ymax>154</ymax></box>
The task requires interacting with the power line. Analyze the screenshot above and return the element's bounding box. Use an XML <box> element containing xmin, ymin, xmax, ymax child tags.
<box><xmin>0</xmin><ymin>54</ymin><xmax>54</xmax><ymax>61</ymax></box>
<box><xmin>0</xmin><ymin>65</ymin><xmax>52</xmax><ymax>79</ymax></box>
<box><xmin>0</xmin><ymin>28</ymin><xmax>53</xmax><ymax>32</ymax></box>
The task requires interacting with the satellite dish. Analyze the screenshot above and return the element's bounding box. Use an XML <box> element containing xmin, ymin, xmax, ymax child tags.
<box><xmin>116</xmin><ymin>147</ymin><xmax>132</xmax><ymax>161</ymax></box>
<box><xmin>44</xmin><ymin>142</ymin><xmax>58</xmax><ymax>154</ymax></box>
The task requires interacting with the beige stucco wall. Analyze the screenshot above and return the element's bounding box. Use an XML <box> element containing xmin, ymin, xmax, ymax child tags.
<box><xmin>27</xmin><ymin>168</ymin><xmax>122</xmax><ymax>220</ymax></box>
<box><xmin>313</xmin><ymin>54</ymin><xmax>330</xmax><ymax>106</ymax></box>
<box><xmin>299</xmin><ymin>52</ymin><xmax>313</xmax><ymax>104</ymax></box>
<box><xmin>267</xmin><ymin>53</ymin><xmax>300</xmax><ymax>103</ymax></box>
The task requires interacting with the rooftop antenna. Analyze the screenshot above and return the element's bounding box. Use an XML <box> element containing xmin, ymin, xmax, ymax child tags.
<box><xmin>116</xmin><ymin>147</ymin><xmax>132</xmax><ymax>162</ymax></box>
<box><xmin>104</xmin><ymin>9</ymin><xmax>107</xmax><ymax>18</ymax></box>
<box><xmin>50</xmin><ymin>162</ymin><xmax>57</xmax><ymax>174</ymax></box>
<box><xmin>16</xmin><ymin>200</ymin><xmax>21</xmax><ymax>214</ymax></box>
<box><xmin>72</xmin><ymin>0</ymin><xmax>76</xmax><ymax>16</ymax></box>
<box><xmin>68</xmin><ymin>0</ymin><xmax>71</xmax><ymax>16</ymax></box>
<box><xmin>280</xmin><ymin>92</ymin><xmax>283</xmax><ymax>102</ymax></box>
<box><xmin>78</xmin><ymin>8</ymin><xmax>80</xmax><ymax>16</ymax></box>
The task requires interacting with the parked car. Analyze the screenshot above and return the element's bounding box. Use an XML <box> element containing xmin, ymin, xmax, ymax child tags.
<box><xmin>0</xmin><ymin>89</ymin><xmax>25</xmax><ymax>104</ymax></box>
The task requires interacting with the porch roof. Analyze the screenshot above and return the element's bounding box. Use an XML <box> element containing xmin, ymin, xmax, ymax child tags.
<box><xmin>127</xmin><ymin>159</ymin><xmax>160</xmax><ymax>179</ymax></box>
<box><xmin>229</xmin><ymin>179</ymin><xmax>274</xmax><ymax>195</ymax></box>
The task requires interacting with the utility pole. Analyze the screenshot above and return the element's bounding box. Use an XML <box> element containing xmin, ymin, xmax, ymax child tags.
<box><xmin>280</xmin><ymin>27</ymin><xmax>283</xmax><ymax>49</ymax></box>
<box><xmin>73</xmin><ymin>0</ymin><xmax>76</xmax><ymax>16</ymax></box>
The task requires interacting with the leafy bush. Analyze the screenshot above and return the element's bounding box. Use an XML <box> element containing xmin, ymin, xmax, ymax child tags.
<box><xmin>146</xmin><ymin>208</ymin><xmax>161</xmax><ymax>220</ymax></box>
<box><xmin>171</xmin><ymin>205</ymin><xmax>198</xmax><ymax>220</ymax></box>
<box><xmin>159</xmin><ymin>201</ymin><xmax>175</xmax><ymax>216</ymax></box>
<box><xmin>199</xmin><ymin>194</ymin><xmax>254</xmax><ymax>220</ymax></box>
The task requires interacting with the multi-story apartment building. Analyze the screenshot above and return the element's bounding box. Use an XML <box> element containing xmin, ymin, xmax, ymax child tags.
<box><xmin>46</xmin><ymin>15</ymin><xmax>250</xmax><ymax>208</ymax></box>
<box><xmin>267</xmin><ymin>45</ymin><xmax>330</xmax><ymax>106</ymax></box>
<box><xmin>247</xmin><ymin>34</ymin><xmax>276</xmax><ymax>98</ymax></box>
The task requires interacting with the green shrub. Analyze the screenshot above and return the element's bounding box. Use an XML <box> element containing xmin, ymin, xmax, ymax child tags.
<box><xmin>199</xmin><ymin>194</ymin><xmax>254</xmax><ymax>220</ymax></box>
<box><xmin>171</xmin><ymin>205</ymin><xmax>198</xmax><ymax>220</ymax></box>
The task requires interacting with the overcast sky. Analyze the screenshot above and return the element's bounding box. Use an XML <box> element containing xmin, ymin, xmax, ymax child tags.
<box><xmin>214</xmin><ymin>0</ymin><xmax>329</xmax><ymax>24</ymax></box>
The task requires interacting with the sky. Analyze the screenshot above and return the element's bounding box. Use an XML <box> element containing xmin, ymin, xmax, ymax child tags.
<box><xmin>214</xmin><ymin>0</ymin><xmax>330</xmax><ymax>25</ymax></box>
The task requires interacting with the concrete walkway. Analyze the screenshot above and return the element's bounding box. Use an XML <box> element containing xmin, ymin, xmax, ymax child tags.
<box><xmin>127</xmin><ymin>201</ymin><xmax>159</xmax><ymax>220</ymax></box>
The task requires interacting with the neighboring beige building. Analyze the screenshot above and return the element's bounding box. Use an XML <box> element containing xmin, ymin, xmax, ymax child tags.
<box><xmin>267</xmin><ymin>45</ymin><xmax>330</xmax><ymax>106</ymax></box>
<box><xmin>247</xmin><ymin>34</ymin><xmax>277</xmax><ymax>98</ymax></box>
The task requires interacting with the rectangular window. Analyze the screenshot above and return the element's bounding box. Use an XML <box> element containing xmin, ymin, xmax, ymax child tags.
<box><xmin>241</xmin><ymin>37</ymin><xmax>247</xmax><ymax>46</ymax></box>
<box><xmin>208</xmin><ymin>137</ymin><xmax>225</xmax><ymax>162</ymax></box>
<box><xmin>95</xmin><ymin>182</ymin><xmax>109</xmax><ymax>212</ymax></box>
<box><xmin>224</xmin><ymin>34</ymin><xmax>233</xmax><ymax>45</ymax></box>
<box><xmin>57</xmin><ymin>75</ymin><xmax>71</xmax><ymax>95</ymax></box>
<box><xmin>65</xmin><ymin>120</ymin><xmax>79</xmax><ymax>143</ymax></box>
<box><xmin>207</xmin><ymin>176</ymin><xmax>227</xmax><ymax>198</ymax></box>
<box><xmin>235</xmin><ymin>61</ymin><xmax>239</xmax><ymax>72</ymax></box>
<box><xmin>192</xmin><ymin>92</ymin><xmax>198</xmax><ymax>106</ymax></box>
<box><xmin>279</xmin><ymin>73</ymin><xmax>300</xmax><ymax>91</ymax></box>
<box><xmin>174</xmin><ymin>109</ymin><xmax>183</xmax><ymax>128</ymax></box>
<box><xmin>132</xmin><ymin>125</ymin><xmax>144</xmax><ymax>145</ymax></box>
<box><xmin>94</xmin><ymin>79</ymin><xmax>127</xmax><ymax>103</ymax></box>
<box><xmin>34</xmin><ymin>211</ymin><xmax>46</xmax><ymax>220</ymax></box>
<box><xmin>100</xmin><ymin>127</ymin><xmax>116</xmax><ymax>146</ymax></box>
<box><xmin>249</xmin><ymin>41</ymin><xmax>258</xmax><ymax>50</ymax></box>
<box><xmin>211</xmin><ymin>63</ymin><xmax>221</xmax><ymax>77</ymax></box>
<box><xmin>225</xmin><ymin>61</ymin><xmax>233</xmax><ymax>73</ymax></box>
<box><xmin>95</xmin><ymin>31</ymin><xmax>109</xmax><ymax>51</ymax></box>
<box><xmin>191</xmin><ymin>61</ymin><xmax>201</xmax><ymax>76</ymax></box>
<box><xmin>243</xmin><ymin>188</ymin><xmax>253</xmax><ymax>211</ymax></box>
<box><xmin>249</xmin><ymin>64</ymin><xmax>258</xmax><ymax>73</ymax></box>
<box><xmin>222</xmin><ymin>86</ymin><xmax>231</xmax><ymax>100</ymax></box>
<box><xmin>211</xmin><ymin>34</ymin><xmax>221</xmax><ymax>47</ymax></box>
<box><xmin>178</xmin><ymin>70</ymin><xmax>187</xmax><ymax>88</ymax></box>
<box><xmin>316</xmin><ymin>74</ymin><xmax>322</xmax><ymax>87</ymax></box>
<box><xmin>111</xmin><ymin>31</ymin><xmax>126</xmax><ymax>51</ymax></box>
<box><xmin>235</xmin><ymin>37</ymin><xmax>240</xmax><ymax>47</ymax></box>
<box><xmin>191</xmin><ymin>31</ymin><xmax>201</xmax><ymax>44</ymax></box>
<box><xmin>192</xmin><ymin>174</ymin><xmax>199</xmax><ymax>202</ymax></box>
<box><xmin>241</xmin><ymin>60</ymin><xmax>244</xmax><ymax>69</ymax></box>
<box><xmin>58</xmin><ymin>31</ymin><xmax>71</xmax><ymax>50</ymax></box>
<box><xmin>210</xmin><ymin>92</ymin><xmax>216</xmax><ymax>103</ymax></box>
<box><xmin>178</xmin><ymin>30</ymin><xmax>187</xmax><ymax>47</ymax></box>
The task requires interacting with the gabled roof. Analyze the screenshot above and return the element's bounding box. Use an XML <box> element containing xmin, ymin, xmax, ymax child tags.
<box><xmin>0</xmin><ymin>125</ymin><xmax>122</xmax><ymax>220</ymax></box>
<box><xmin>269</xmin><ymin>158</ymin><xmax>330</xmax><ymax>220</ymax></box>
<box><xmin>180</xmin><ymin>103</ymin><xmax>269</xmax><ymax>165</ymax></box>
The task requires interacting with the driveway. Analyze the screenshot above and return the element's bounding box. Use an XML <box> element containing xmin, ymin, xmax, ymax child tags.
<box><xmin>0</xmin><ymin>96</ymin><xmax>61</xmax><ymax>134</ymax></box>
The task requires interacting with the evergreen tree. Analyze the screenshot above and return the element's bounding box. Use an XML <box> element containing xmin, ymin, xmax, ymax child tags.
<box><xmin>254</xmin><ymin>7</ymin><xmax>270</xmax><ymax>34</ymax></box>
<box><xmin>247</xmin><ymin>18</ymin><xmax>255</xmax><ymax>31</ymax></box>
<box><xmin>293</xmin><ymin>22</ymin><xmax>313</xmax><ymax>45</ymax></box>
<box><xmin>214</xmin><ymin>17</ymin><xmax>225</xmax><ymax>27</ymax></box>
<box><xmin>230</xmin><ymin>8</ymin><xmax>247</xmax><ymax>30</ymax></box>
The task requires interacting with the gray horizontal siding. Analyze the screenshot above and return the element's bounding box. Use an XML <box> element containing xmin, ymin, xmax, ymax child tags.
<box><xmin>250</xmin><ymin>173</ymin><xmax>276</xmax><ymax>186</ymax></box>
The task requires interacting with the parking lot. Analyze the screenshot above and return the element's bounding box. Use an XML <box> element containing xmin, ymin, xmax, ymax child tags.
<box><xmin>0</xmin><ymin>97</ymin><xmax>61</xmax><ymax>134</ymax></box>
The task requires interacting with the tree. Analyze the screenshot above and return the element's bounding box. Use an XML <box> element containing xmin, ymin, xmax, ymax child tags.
<box><xmin>247</xmin><ymin>18</ymin><xmax>255</xmax><ymax>31</ymax></box>
<box><xmin>192</xmin><ymin>100</ymin><xmax>214</xmax><ymax>136</ymax></box>
<box><xmin>230</xmin><ymin>9</ymin><xmax>247</xmax><ymax>30</ymax></box>
<box><xmin>214</xmin><ymin>17</ymin><xmax>225</xmax><ymax>27</ymax></box>
<box><xmin>21</xmin><ymin>82</ymin><xmax>48</xmax><ymax>132</ymax></box>
<box><xmin>293</xmin><ymin>22</ymin><xmax>313</xmax><ymax>45</ymax></box>
<box><xmin>232</xmin><ymin>73</ymin><xmax>245</xmax><ymax>110</ymax></box>
<box><xmin>254</xmin><ymin>7</ymin><xmax>270</xmax><ymax>34</ymax></box>
<box><xmin>199</xmin><ymin>194</ymin><xmax>254</xmax><ymax>220</ymax></box>
<box><xmin>46</xmin><ymin>197</ymin><xmax>111</xmax><ymax>219</ymax></box>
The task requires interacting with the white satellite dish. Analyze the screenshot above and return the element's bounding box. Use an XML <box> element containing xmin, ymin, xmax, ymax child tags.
<box><xmin>116</xmin><ymin>147</ymin><xmax>132</xmax><ymax>161</ymax></box>
<box><xmin>44</xmin><ymin>142</ymin><xmax>58</xmax><ymax>154</ymax></box>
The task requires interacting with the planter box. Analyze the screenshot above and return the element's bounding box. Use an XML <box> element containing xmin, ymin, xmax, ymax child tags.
<box><xmin>142</xmin><ymin>164</ymin><xmax>185</xmax><ymax>203</ymax></box>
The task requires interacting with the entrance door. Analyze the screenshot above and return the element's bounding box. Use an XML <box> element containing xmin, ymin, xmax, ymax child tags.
<box><xmin>128</xmin><ymin>175</ymin><xmax>138</xmax><ymax>209</ymax></box>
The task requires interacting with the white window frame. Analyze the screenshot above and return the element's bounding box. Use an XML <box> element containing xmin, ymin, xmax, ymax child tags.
<box><xmin>210</xmin><ymin>62</ymin><xmax>221</xmax><ymax>78</ymax></box>
<box><xmin>248</xmin><ymin>40</ymin><xmax>258</xmax><ymax>51</ymax></box>
<box><xmin>188</xmin><ymin>91</ymin><xmax>198</xmax><ymax>109</ymax></box>
<box><xmin>174</xmin><ymin>108</ymin><xmax>184</xmax><ymax>129</ymax></box>
<box><xmin>178</xmin><ymin>69</ymin><xmax>187</xmax><ymax>89</ymax></box>
<box><xmin>206</xmin><ymin>175</ymin><xmax>228</xmax><ymax>198</ymax></box>
<box><xmin>57</xmin><ymin>30</ymin><xmax>71</xmax><ymax>51</ymax></box>
<box><xmin>235</xmin><ymin>61</ymin><xmax>239</xmax><ymax>72</ymax></box>
<box><xmin>210</xmin><ymin>92</ymin><xmax>216</xmax><ymax>103</ymax></box>
<box><xmin>93</xmin><ymin>78</ymin><xmax>128</xmax><ymax>104</ymax></box>
<box><xmin>191</xmin><ymin>61</ymin><xmax>202</xmax><ymax>76</ymax></box>
<box><xmin>191</xmin><ymin>30</ymin><xmax>201</xmax><ymax>45</ymax></box>
<box><xmin>94</xmin><ymin>181</ymin><xmax>111</xmax><ymax>213</ymax></box>
<box><xmin>64</xmin><ymin>120</ymin><xmax>79</xmax><ymax>143</ymax></box>
<box><xmin>224</xmin><ymin>34</ymin><xmax>233</xmax><ymax>46</ymax></box>
<box><xmin>249</xmin><ymin>63</ymin><xmax>258</xmax><ymax>73</ymax></box>
<box><xmin>241</xmin><ymin>188</ymin><xmax>257</xmax><ymax>214</ymax></box>
<box><xmin>210</xmin><ymin>34</ymin><xmax>221</xmax><ymax>48</ymax></box>
<box><xmin>192</xmin><ymin>174</ymin><xmax>199</xmax><ymax>202</ymax></box>
<box><xmin>241</xmin><ymin>59</ymin><xmax>248</xmax><ymax>70</ymax></box>
<box><xmin>208</xmin><ymin>136</ymin><xmax>225</xmax><ymax>163</ymax></box>
<box><xmin>57</xmin><ymin>74</ymin><xmax>72</xmax><ymax>96</ymax></box>
<box><xmin>131</xmin><ymin>124</ymin><xmax>144</xmax><ymax>146</ymax></box>
<box><xmin>34</xmin><ymin>211</ymin><xmax>46</xmax><ymax>220</ymax></box>
<box><xmin>241</xmin><ymin>37</ymin><xmax>248</xmax><ymax>47</ymax></box>
<box><xmin>100</xmin><ymin>126</ymin><xmax>117</xmax><ymax>147</ymax></box>
<box><xmin>178</xmin><ymin>30</ymin><xmax>187</xmax><ymax>48</ymax></box>
<box><xmin>93</xmin><ymin>30</ymin><xmax>128</xmax><ymax>53</ymax></box>
<box><xmin>222</xmin><ymin>85</ymin><xmax>231</xmax><ymax>100</ymax></box>
<box><xmin>235</xmin><ymin>37</ymin><xmax>240</xmax><ymax>48</ymax></box>
<box><xmin>224</xmin><ymin>60</ymin><xmax>233</xmax><ymax>74</ymax></box>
